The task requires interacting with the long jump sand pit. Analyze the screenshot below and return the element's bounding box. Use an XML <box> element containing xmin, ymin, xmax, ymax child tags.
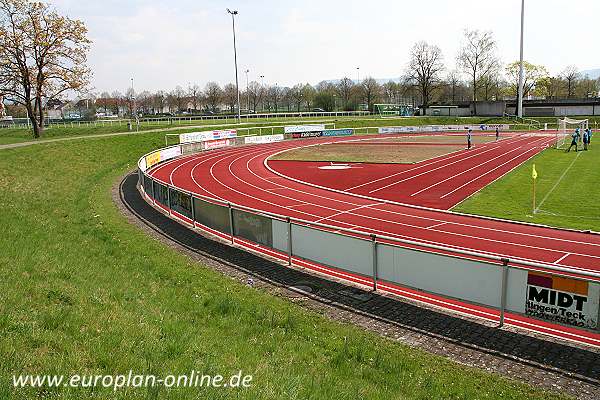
<box><xmin>273</xmin><ymin>134</ymin><xmax>501</xmax><ymax>164</ymax></box>
<box><xmin>271</xmin><ymin>142</ymin><xmax>464</xmax><ymax>164</ymax></box>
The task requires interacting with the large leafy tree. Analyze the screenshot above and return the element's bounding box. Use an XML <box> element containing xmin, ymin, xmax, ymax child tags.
<box><xmin>0</xmin><ymin>0</ymin><xmax>91</xmax><ymax>138</ymax></box>
<box><xmin>505</xmin><ymin>61</ymin><xmax>548</xmax><ymax>99</ymax></box>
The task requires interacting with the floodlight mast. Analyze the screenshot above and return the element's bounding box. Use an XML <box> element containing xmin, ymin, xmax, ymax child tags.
<box><xmin>517</xmin><ymin>0</ymin><xmax>525</xmax><ymax>119</ymax></box>
<box><xmin>227</xmin><ymin>8</ymin><xmax>241</xmax><ymax>123</ymax></box>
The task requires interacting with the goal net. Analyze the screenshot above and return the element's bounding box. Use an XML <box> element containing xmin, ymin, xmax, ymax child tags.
<box><xmin>374</xmin><ymin>104</ymin><xmax>412</xmax><ymax>118</ymax></box>
<box><xmin>556</xmin><ymin>117</ymin><xmax>588</xmax><ymax>149</ymax></box>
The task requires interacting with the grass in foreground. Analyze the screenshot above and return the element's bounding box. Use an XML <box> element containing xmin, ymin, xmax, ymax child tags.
<box><xmin>0</xmin><ymin>132</ymin><xmax>568</xmax><ymax>399</ymax></box>
<box><xmin>454</xmin><ymin>144</ymin><xmax>600</xmax><ymax>232</ymax></box>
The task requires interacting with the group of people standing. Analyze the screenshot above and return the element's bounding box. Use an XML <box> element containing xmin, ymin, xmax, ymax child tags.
<box><xmin>566</xmin><ymin>127</ymin><xmax>593</xmax><ymax>152</ymax></box>
<box><xmin>466</xmin><ymin>127</ymin><xmax>501</xmax><ymax>150</ymax></box>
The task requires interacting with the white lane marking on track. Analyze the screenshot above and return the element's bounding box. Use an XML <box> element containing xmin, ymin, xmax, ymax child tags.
<box><xmin>440</xmin><ymin>141</ymin><xmax>550</xmax><ymax>199</ymax></box>
<box><xmin>411</xmin><ymin>139</ymin><xmax>545</xmax><ymax>197</ymax></box>
<box><xmin>176</xmin><ymin>142</ymin><xmax>600</xmax><ymax>258</ymax></box>
<box><xmin>314</xmin><ymin>202</ymin><xmax>384</xmax><ymax>224</ymax></box>
<box><xmin>286</xmin><ymin>203</ymin><xmax>310</xmax><ymax>209</ymax></box>
<box><xmin>426</xmin><ymin>222</ymin><xmax>447</xmax><ymax>229</ymax></box>
<box><xmin>443</xmin><ymin>137</ymin><xmax>556</xmax><ymax>207</ymax></box>
<box><xmin>554</xmin><ymin>253</ymin><xmax>571</xmax><ymax>265</ymax></box>
<box><xmin>243</xmin><ymin>145</ymin><xmax>600</xmax><ymax>254</ymax></box>
<box><xmin>161</xmin><ymin>137</ymin><xmax>600</xmax><ymax>274</ymax></box>
<box><xmin>166</xmin><ymin>168</ymin><xmax>600</xmax><ymax>277</ymax></box>
<box><xmin>367</xmin><ymin>136</ymin><xmax>533</xmax><ymax>194</ymax></box>
<box><xmin>343</xmin><ymin>135</ymin><xmax>528</xmax><ymax>192</ymax></box>
<box><xmin>411</xmin><ymin>137</ymin><xmax>550</xmax><ymax>197</ymax></box>
<box><xmin>221</xmin><ymin>148</ymin><xmax>600</xmax><ymax>269</ymax></box>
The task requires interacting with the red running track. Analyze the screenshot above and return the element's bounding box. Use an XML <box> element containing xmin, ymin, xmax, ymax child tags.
<box><xmin>146</xmin><ymin>132</ymin><xmax>600</xmax><ymax>346</ymax></box>
<box><xmin>268</xmin><ymin>133</ymin><xmax>554</xmax><ymax>209</ymax></box>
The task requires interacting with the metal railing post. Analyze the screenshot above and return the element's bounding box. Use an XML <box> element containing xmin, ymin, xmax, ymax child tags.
<box><xmin>228</xmin><ymin>203</ymin><xmax>235</xmax><ymax>244</ymax></box>
<box><xmin>499</xmin><ymin>258</ymin><xmax>509</xmax><ymax>328</ymax></box>
<box><xmin>371</xmin><ymin>234</ymin><xmax>378</xmax><ymax>291</ymax></box>
<box><xmin>167</xmin><ymin>186</ymin><xmax>172</xmax><ymax>215</ymax></box>
<box><xmin>287</xmin><ymin>217</ymin><xmax>293</xmax><ymax>266</ymax></box>
<box><xmin>191</xmin><ymin>196</ymin><xmax>196</xmax><ymax>225</ymax></box>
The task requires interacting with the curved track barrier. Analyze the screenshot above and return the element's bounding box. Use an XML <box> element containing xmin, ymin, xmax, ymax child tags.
<box><xmin>136</xmin><ymin>130</ymin><xmax>600</xmax><ymax>347</ymax></box>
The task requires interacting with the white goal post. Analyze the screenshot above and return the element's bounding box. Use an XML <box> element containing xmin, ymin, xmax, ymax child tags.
<box><xmin>556</xmin><ymin>117</ymin><xmax>588</xmax><ymax>149</ymax></box>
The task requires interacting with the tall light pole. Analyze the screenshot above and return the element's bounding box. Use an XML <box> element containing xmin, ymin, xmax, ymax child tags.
<box><xmin>227</xmin><ymin>8</ymin><xmax>241</xmax><ymax>123</ymax></box>
<box><xmin>356</xmin><ymin>67</ymin><xmax>360</xmax><ymax>84</ymax></box>
<box><xmin>245</xmin><ymin>69</ymin><xmax>250</xmax><ymax>113</ymax></box>
<box><xmin>517</xmin><ymin>0</ymin><xmax>525</xmax><ymax>119</ymax></box>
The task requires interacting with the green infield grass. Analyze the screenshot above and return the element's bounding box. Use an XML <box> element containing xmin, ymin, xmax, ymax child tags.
<box><xmin>454</xmin><ymin>145</ymin><xmax>600</xmax><ymax>232</ymax></box>
<box><xmin>0</xmin><ymin>132</ymin><xmax>569</xmax><ymax>399</ymax></box>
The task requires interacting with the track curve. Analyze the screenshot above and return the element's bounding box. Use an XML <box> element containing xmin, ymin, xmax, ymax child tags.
<box><xmin>145</xmin><ymin>133</ymin><xmax>600</xmax><ymax>346</ymax></box>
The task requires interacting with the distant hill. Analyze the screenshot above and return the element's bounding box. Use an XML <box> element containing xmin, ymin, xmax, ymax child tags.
<box><xmin>580</xmin><ymin>69</ymin><xmax>600</xmax><ymax>79</ymax></box>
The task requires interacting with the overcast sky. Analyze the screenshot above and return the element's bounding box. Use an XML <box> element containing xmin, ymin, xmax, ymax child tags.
<box><xmin>51</xmin><ymin>0</ymin><xmax>600</xmax><ymax>94</ymax></box>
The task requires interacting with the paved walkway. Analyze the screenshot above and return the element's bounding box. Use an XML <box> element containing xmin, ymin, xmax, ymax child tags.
<box><xmin>0</xmin><ymin>118</ymin><xmax>339</xmax><ymax>150</ymax></box>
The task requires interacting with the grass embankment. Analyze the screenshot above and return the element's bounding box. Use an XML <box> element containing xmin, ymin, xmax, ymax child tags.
<box><xmin>0</xmin><ymin>132</ymin><xmax>566</xmax><ymax>399</ymax></box>
<box><xmin>455</xmin><ymin>145</ymin><xmax>600</xmax><ymax>232</ymax></box>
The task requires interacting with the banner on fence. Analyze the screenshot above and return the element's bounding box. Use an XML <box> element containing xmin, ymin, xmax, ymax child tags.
<box><xmin>180</xmin><ymin>129</ymin><xmax>237</xmax><ymax>143</ymax></box>
<box><xmin>145</xmin><ymin>146</ymin><xmax>182</xmax><ymax>169</ymax></box>
<box><xmin>525</xmin><ymin>272</ymin><xmax>599</xmax><ymax>329</ymax></box>
<box><xmin>378</xmin><ymin>124</ymin><xmax>510</xmax><ymax>134</ymax></box>
<box><xmin>203</xmin><ymin>138</ymin><xmax>233</xmax><ymax>150</ymax></box>
<box><xmin>244</xmin><ymin>134</ymin><xmax>285</xmax><ymax>144</ymax></box>
<box><xmin>292</xmin><ymin>131</ymin><xmax>323</xmax><ymax>139</ymax></box>
<box><xmin>322</xmin><ymin>128</ymin><xmax>354</xmax><ymax>137</ymax></box>
<box><xmin>284</xmin><ymin>124</ymin><xmax>326</xmax><ymax>134</ymax></box>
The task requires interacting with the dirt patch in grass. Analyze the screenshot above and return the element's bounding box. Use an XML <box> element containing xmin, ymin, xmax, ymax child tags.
<box><xmin>372</xmin><ymin>134</ymin><xmax>500</xmax><ymax>144</ymax></box>
<box><xmin>272</xmin><ymin>142</ymin><xmax>466</xmax><ymax>164</ymax></box>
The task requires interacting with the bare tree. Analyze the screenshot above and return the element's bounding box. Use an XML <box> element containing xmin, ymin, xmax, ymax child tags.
<box><xmin>246</xmin><ymin>81</ymin><xmax>261</xmax><ymax>112</ymax></box>
<box><xmin>222</xmin><ymin>83</ymin><xmax>237</xmax><ymax>113</ymax></box>
<box><xmin>445</xmin><ymin>71</ymin><xmax>463</xmax><ymax>103</ymax></box>
<box><xmin>561</xmin><ymin>66</ymin><xmax>580</xmax><ymax>98</ymax></box>
<box><xmin>457</xmin><ymin>30</ymin><xmax>498</xmax><ymax>114</ymax></box>
<box><xmin>204</xmin><ymin>82</ymin><xmax>222</xmax><ymax>112</ymax></box>
<box><xmin>336</xmin><ymin>77</ymin><xmax>354</xmax><ymax>110</ymax></box>
<box><xmin>125</xmin><ymin>87</ymin><xmax>135</xmax><ymax>116</ymax></box>
<box><xmin>301</xmin><ymin>84</ymin><xmax>315</xmax><ymax>110</ymax></box>
<box><xmin>152</xmin><ymin>91</ymin><xmax>166</xmax><ymax>114</ymax></box>
<box><xmin>0</xmin><ymin>0</ymin><xmax>91</xmax><ymax>137</ymax></box>
<box><xmin>268</xmin><ymin>85</ymin><xmax>280</xmax><ymax>112</ymax></box>
<box><xmin>361</xmin><ymin>77</ymin><xmax>381</xmax><ymax>111</ymax></box>
<box><xmin>406</xmin><ymin>41</ymin><xmax>444</xmax><ymax>111</ymax></box>
<box><xmin>289</xmin><ymin>84</ymin><xmax>303</xmax><ymax>111</ymax></box>
<box><xmin>188</xmin><ymin>84</ymin><xmax>201</xmax><ymax>112</ymax></box>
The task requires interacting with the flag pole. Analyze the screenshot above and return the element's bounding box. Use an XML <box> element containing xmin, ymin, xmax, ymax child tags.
<box><xmin>531</xmin><ymin>164</ymin><xmax>537</xmax><ymax>214</ymax></box>
<box><xmin>532</xmin><ymin>178</ymin><xmax>536</xmax><ymax>214</ymax></box>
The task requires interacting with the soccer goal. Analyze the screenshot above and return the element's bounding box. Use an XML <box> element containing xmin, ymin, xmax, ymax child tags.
<box><xmin>556</xmin><ymin>117</ymin><xmax>588</xmax><ymax>149</ymax></box>
<box><xmin>374</xmin><ymin>104</ymin><xmax>412</xmax><ymax>118</ymax></box>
